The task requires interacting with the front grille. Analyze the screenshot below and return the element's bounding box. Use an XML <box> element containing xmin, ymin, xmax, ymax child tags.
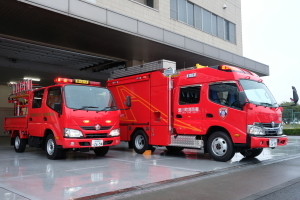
<box><xmin>85</xmin><ymin>134</ymin><xmax>108</xmax><ymax>138</ymax></box>
<box><xmin>262</xmin><ymin>123</ymin><xmax>280</xmax><ymax>128</ymax></box>
<box><xmin>81</xmin><ymin>126</ymin><xmax>112</xmax><ymax>130</ymax></box>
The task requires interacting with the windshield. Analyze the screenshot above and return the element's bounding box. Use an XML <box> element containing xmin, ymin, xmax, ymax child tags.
<box><xmin>64</xmin><ymin>85</ymin><xmax>116</xmax><ymax>111</ymax></box>
<box><xmin>239</xmin><ymin>79</ymin><xmax>278</xmax><ymax>107</ymax></box>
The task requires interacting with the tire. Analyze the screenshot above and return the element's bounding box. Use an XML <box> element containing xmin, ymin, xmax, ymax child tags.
<box><xmin>94</xmin><ymin>147</ymin><xmax>109</xmax><ymax>156</ymax></box>
<box><xmin>14</xmin><ymin>134</ymin><xmax>26</xmax><ymax>153</ymax></box>
<box><xmin>166</xmin><ymin>146</ymin><xmax>184</xmax><ymax>151</ymax></box>
<box><xmin>132</xmin><ymin>130</ymin><xmax>149</xmax><ymax>154</ymax></box>
<box><xmin>207</xmin><ymin>131</ymin><xmax>235</xmax><ymax>162</ymax></box>
<box><xmin>240</xmin><ymin>148</ymin><xmax>263</xmax><ymax>158</ymax></box>
<box><xmin>45</xmin><ymin>134</ymin><xmax>62</xmax><ymax>160</ymax></box>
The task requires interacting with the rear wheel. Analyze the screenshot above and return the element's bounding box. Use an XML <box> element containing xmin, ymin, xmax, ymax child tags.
<box><xmin>94</xmin><ymin>147</ymin><xmax>109</xmax><ymax>156</ymax></box>
<box><xmin>207</xmin><ymin>131</ymin><xmax>235</xmax><ymax>162</ymax></box>
<box><xmin>240</xmin><ymin>148</ymin><xmax>263</xmax><ymax>158</ymax></box>
<box><xmin>132</xmin><ymin>130</ymin><xmax>149</xmax><ymax>154</ymax></box>
<box><xmin>14</xmin><ymin>134</ymin><xmax>26</xmax><ymax>153</ymax></box>
<box><xmin>45</xmin><ymin>134</ymin><xmax>62</xmax><ymax>160</ymax></box>
<box><xmin>166</xmin><ymin>146</ymin><xmax>184</xmax><ymax>151</ymax></box>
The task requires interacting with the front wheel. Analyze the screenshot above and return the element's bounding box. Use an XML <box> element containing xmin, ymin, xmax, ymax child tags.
<box><xmin>207</xmin><ymin>131</ymin><xmax>235</xmax><ymax>162</ymax></box>
<box><xmin>45</xmin><ymin>134</ymin><xmax>62</xmax><ymax>160</ymax></box>
<box><xmin>94</xmin><ymin>147</ymin><xmax>109</xmax><ymax>156</ymax></box>
<box><xmin>240</xmin><ymin>148</ymin><xmax>263</xmax><ymax>158</ymax></box>
<box><xmin>14</xmin><ymin>134</ymin><xmax>26</xmax><ymax>153</ymax></box>
<box><xmin>132</xmin><ymin>130</ymin><xmax>149</xmax><ymax>154</ymax></box>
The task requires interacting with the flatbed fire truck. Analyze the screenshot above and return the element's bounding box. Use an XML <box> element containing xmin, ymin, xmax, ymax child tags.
<box><xmin>107</xmin><ymin>60</ymin><xmax>298</xmax><ymax>162</ymax></box>
<box><xmin>4</xmin><ymin>78</ymin><xmax>128</xmax><ymax>159</ymax></box>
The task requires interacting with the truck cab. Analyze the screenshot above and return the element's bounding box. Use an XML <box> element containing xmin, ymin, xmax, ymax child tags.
<box><xmin>5</xmin><ymin>78</ymin><xmax>121</xmax><ymax>159</ymax></box>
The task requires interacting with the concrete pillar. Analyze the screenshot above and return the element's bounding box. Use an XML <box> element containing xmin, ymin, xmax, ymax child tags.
<box><xmin>126</xmin><ymin>60</ymin><xmax>144</xmax><ymax>67</ymax></box>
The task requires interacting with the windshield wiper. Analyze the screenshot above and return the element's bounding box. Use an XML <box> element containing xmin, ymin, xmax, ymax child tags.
<box><xmin>73</xmin><ymin>106</ymin><xmax>99</xmax><ymax>111</ymax></box>
<box><xmin>96</xmin><ymin>106</ymin><xmax>118</xmax><ymax>113</ymax></box>
<box><xmin>260</xmin><ymin>102</ymin><xmax>273</xmax><ymax>107</ymax></box>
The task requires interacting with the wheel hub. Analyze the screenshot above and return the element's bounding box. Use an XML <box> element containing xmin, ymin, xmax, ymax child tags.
<box><xmin>211</xmin><ymin>137</ymin><xmax>227</xmax><ymax>156</ymax></box>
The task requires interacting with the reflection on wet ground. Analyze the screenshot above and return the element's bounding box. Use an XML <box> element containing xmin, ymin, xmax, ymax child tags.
<box><xmin>0</xmin><ymin>136</ymin><xmax>300</xmax><ymax>200</ymax></box>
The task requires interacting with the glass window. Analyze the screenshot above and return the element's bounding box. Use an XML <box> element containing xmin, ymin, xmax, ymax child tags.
<box><xmin>224</xmin><ymin>20</ymin><xmax>230</xmax><ymax>41</ymax></box>
<box><xmin>179</xmin><ymin>86</ymin><xmax>201</xmax><ymax>105</ymax></box>
<box><xmin>217</xmin><ymin>16</ymin><xmax>224</xmax><ymax>39</ymax></box>
<box><xmin>32</xmin><ymin>89</ymin><xmax>44</xmax><ymax>108</ymax></box>
<box><xmin>194</xmin><ymin>5</ymin><xmax>202</xmax><ymax>30</ymax></box>
<box><xmin>170</xmin><ymin>0</ymin><xmax>178</xmax><ymax>20</ymax></box>
<box><xmin>211</xmin><ymin>14</ymin><xmax>217</xmax><ymax>36</ymax></box>
<box><xmin>229</xmin><ymin>22</ymin><xmax>236</xmax><ymax>43</ymax></box>
<box><xmin>187</xmin><ymin>2</ymin><xmax>194</xmax><ymax>26</ymax></box>
<box><xmin>133</xmin><ymin>0</ymin><xmax>154</xmax><ymax>8</ymax></box>
<box><xmin>209</xmin><ymin>82</ymin><xmax>241</xmax><ymax>109</ymax></box>
<box><xmin>47</xmin><ymin>87</ymin><xmax>62</xmax><ymax>110</ymax></box>
<box><xmin>240</xmin><ymin>80</ymin><xmax>278</xmax><ymax>107</ymax></box>
<box><xmin>202</xmin><ymin>9</ymin><xmax>211</xmax><ymax>34</ymax></box>
<box><xmin>64</xmin><ymin>85</ymin><xmax>116</xmax><ymax>111</ymax></box>
<box><xmin>178</xmin><ymin>0</ymin><xmax>187</xmax><ymax>23</ymax></box>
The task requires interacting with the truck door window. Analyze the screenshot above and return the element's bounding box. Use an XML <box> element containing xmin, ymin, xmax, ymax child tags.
<box><xmin>209</xmin><ymin>82</ymin><xmax>241</xmax><ymax>109</ymax></box>
<box><xmin>179</xmin><ymin>86</ymin><xmax>201</xmax><ymax>105</ymax></box>
<box><xmin>47</xmin><ymin>87</ymin><xmax>62</xmax><ymax>110</ymax></box>
<box><xmin>32</xmin><ymin>89</ymin><xmax>44</xmax><ymax>108</ymax></box>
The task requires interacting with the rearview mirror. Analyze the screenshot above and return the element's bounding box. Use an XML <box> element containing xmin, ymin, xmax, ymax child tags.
<box><xmin>124</xmin><ymin>96</ymin><xmax>131</xmax><ymax>108</ymax></box>
<box><xmin>238</xmin><ymin>91</ymin><xmax>248</xmax><ymax>107</ymax></box>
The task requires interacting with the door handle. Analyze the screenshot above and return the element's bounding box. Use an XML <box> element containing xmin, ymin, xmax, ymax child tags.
<box><xmin>176</xmin><ymin>114</ymin><xmax>182</xmax><ymax>118</ymax></box>
<box><xmin>206</xmin><ymin>113</ymin><xmax>213</xmax><ymax>118</ymax></box>
<box><xmin>29</xmin><ymin>117</ymin><xmax>32</xmax><ymax>121</ymax></box>
<box><xmin>44</xmin><ymin>117</ymin><xmax>47</xmax><ymax>121</ymax></box>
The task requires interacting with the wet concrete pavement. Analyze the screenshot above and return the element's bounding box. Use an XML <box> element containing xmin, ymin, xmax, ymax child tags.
<box><xmin>0</xmin><ymin>136</ymin><xmax>300</xmax><ymax>200</ymax></box>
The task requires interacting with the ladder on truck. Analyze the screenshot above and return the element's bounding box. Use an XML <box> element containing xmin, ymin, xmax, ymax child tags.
<box><xmin>8</xmin><ymin>79</ymin><xmax>33</xmax><ymax>116</ymax></box>
<box><xmin>109</xmin><ymin>60</ymin><xmax>177</xmax><ymax>79</ymax></box>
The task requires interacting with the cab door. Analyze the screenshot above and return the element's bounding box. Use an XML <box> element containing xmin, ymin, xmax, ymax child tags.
<box><xmin>28</xmin><ymin>89</ymin><xmax>45</xmax><ymax>137</ymax></box>
<box><xmin>173</xmin><ymin>85</ymin><xmax>204</xmax><ymax>135</ymax></box>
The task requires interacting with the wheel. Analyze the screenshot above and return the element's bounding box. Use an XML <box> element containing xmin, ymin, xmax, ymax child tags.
<box><xmin>14</xmin><ymin>134</ymin><xmax>26</xmax><ymax>153</ymax></box>
<box><xmin>94</xmin><ymin>147</ymin><xmax>109</xmax><ymax>156</ymax></box>
<box><xmin>240</xmin><ymin>148</ymin><xmax>263</xmax><ymax>158</ymax></box>
<box><xmin>207</xmin><ymin>131</ymin><xmax>235</xmax><ymax>162</ymax></box>
<box><xmin>166</xmin><ymin>146</ymin><xmax>184</xmax><ymax>151</ymax></box>
<box><xmin>45</xmin><ymin>134</ymin><xmax>62</xmax><ymax>160</ymax></box>
<box><xmin>132</xmin><ymin>130</ymin><xmax>149</xmax><ymax>154</ymax></box>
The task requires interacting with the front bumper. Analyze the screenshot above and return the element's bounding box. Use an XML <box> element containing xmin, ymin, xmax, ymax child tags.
<box><xmin>250</xmin><ymin>135</ymin><xmax>288</xmax><ymax>148</ymax></box>
<box><xmin>60</xmin><ymin>136</ymin><xmax>120</xmax><ymax>148</ymax></box>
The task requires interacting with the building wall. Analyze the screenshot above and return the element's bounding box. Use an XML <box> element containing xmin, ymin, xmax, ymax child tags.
<box><xmin>0</xmin><ymin>85</ymin><xmax>13</xmax><ymax>136</ymax></box>
<box><xmin>91</xmin><ymin>0</ymin><xmax>242</xmax><ymax>55</ymax></box>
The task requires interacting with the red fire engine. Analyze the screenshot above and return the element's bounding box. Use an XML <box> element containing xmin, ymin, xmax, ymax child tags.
<box><xmin>4</xmin><ymin>78</ymin><xmax>129</xmax><ymax>159</ymax></box>
<box><xmin>107</xmin><ymin>60</ymin><xmax>298</xmax><ymax>162</ymax></box>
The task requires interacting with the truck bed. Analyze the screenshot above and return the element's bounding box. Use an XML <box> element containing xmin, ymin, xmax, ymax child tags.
<box><xmin>4</xmin><ymin>116</ymin><xmax>28</xmax><ymax>129</ymax></box>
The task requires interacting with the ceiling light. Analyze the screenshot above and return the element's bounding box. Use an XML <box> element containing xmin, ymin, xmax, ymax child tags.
<box><xmin>24</xmin><ymin>77</ymin><xmax>40</xmax><ymax>81</ymax></box>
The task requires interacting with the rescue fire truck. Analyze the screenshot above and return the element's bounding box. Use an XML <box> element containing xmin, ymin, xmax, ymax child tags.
<box><xmin>107</xmin><ymin>60</ymin><xmax>298</xmax><ymax>162</ymax></box>
<box><xmin>4</xmin><ymin>78</ymin><xmax>129</xmax><ymax>159</ymax></box>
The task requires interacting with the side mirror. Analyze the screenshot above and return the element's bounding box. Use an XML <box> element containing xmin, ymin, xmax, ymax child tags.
<box><xmin>124</xmin><ymin>96</ymin><xmax>131</xmax><ymax>108</ymax></box>
<box><xmin>238</xmin><ymin>91</ymin><xmax>247</xmax><ymax>106</ymax></box>
<box><xmin>292</xmin><ymin>86</ymin><xmax>299</xmax><ymax>104</ymax></box>
<box><xmin>53</xmin><ymin>103</ymin><xmax>62</xmax><ymax>114</ymax></box>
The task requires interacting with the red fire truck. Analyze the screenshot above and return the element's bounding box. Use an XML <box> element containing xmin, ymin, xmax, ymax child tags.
<box><xmin>107</xmin><ymin>60</ymin><xmax>298</xmax><ymax>162</ymax></box>
<box><xmin>4</xmin><ymin>78</ymin><xmax>129</xmax><ymax>159</ymax></box>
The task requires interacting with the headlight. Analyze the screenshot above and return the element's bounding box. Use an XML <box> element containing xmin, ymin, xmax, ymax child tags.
<box><xmin>64</xmin><ymin>128</ymin><xmax>83</xmax><ymax>138</ymax></box>
<box><xmin>109</xmin><ymin>128</ymin><xmax>120</xmax><ymax>137</ymax></box>
<box><xmin>247</xmin><ymin>124</ymin><xmax>264</xmax><ymax>135</ymax></box>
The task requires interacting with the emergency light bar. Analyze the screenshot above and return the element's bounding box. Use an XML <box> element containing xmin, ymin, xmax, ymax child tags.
<box><xmin>54</xmin><ymin>78</ymin><xmax>101</xmax><ymax>86</ymax></box>
<box><xmin>218</xmin><ymin>65</ymin><xmax>257</xmax><ymax>76</ymax></box>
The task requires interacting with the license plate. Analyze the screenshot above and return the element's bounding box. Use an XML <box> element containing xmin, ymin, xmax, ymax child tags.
<box><xmin>269</xmin><ymin>138</ymin><xmax>277</xmax><ymax>147</ymax></box>
<box><xmin>92</xmin><ymin>140</ymin><xmax>103</xmax><ymax>147</ymax></box>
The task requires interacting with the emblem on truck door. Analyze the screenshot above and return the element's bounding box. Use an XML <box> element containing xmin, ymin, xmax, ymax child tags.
<box><xmin>95</xmin><ymin>124</ymin><xmax>101</xmax><ymax>130</ymax></box>
<box><xmin>219</xmin><ymin>108</ymin><xmax>228</xmax><ymax>120</ymax></box>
